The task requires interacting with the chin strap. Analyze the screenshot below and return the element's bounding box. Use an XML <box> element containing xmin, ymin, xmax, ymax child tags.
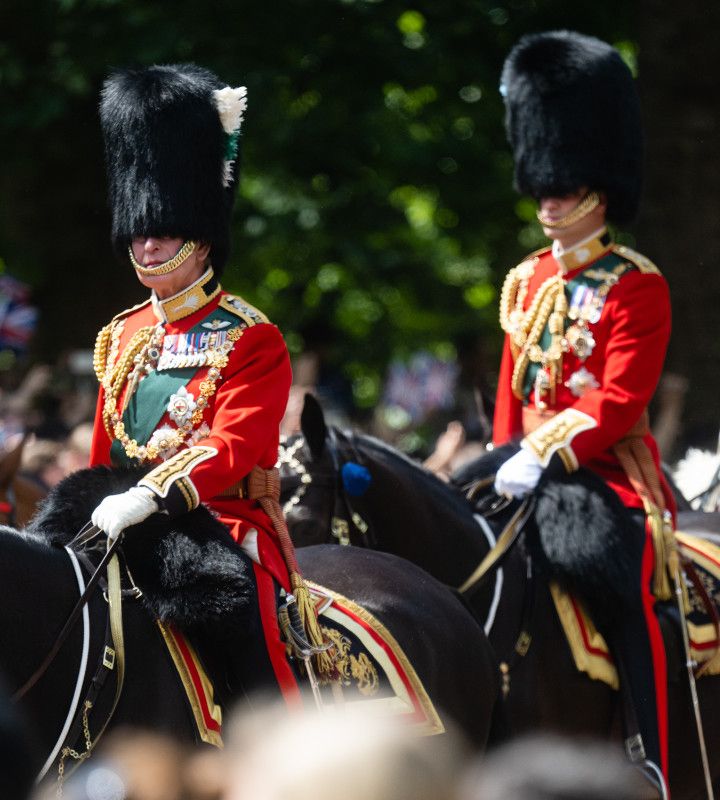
<box><xmin>129</xmin><ymin>240</ymin><xmax>197</xmax><ymax>276</ymax></box>
<box><xmin>536</xmin><ymin>191</ymin><xmax>600</xmax><ymax>229</ymax></box>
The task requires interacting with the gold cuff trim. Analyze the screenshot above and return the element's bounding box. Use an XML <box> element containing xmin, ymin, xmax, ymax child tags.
<box><xmin>139</xmin><ymin>445</ymin><xmax>217</xmax><ymax>505</ymax></box>
<box><xmin>556</xmin><ymin>446</ymin><xmax>579</xmax><ymax>473</ymax></box>
<box><xmin>522</xmin><ymin>408</ymin><xmax>597</xmax><ymax>468</ymax></box>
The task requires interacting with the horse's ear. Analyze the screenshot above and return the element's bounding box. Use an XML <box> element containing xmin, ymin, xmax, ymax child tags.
<box><xmin>300</xmin><ymin>393</ymin><xmax>327</xmax><ymax>459</ymax></box>
<box><xmin>0</xmin><ymin>432</ymin><xmax>29</xmax><ymax>489</ymax></box>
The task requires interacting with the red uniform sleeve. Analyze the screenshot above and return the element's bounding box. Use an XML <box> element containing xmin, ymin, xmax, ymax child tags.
<box><xmin>139</xmin><ymin>323</ymin><xmax>292</xmax><ymax>513</ymax></box>
<box><xmin>492</xmin><ymin>334</ymin><xmax>523</xmax><ymax>446</ymax></box>
<box><xmin>523</xmin><ymin>272</ymin><xmax>671</xmax><ymax>468</ymax></box>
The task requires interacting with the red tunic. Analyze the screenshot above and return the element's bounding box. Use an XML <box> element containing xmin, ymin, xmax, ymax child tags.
<box><xmin>493</xmin><ymin>234</ymin><xmax>675</xmax><ymax>514</ymax></box>
<box><xmin>90</xmin><ymin>270</ymin><xmax>293</xmax><ymax>588</ymax></box>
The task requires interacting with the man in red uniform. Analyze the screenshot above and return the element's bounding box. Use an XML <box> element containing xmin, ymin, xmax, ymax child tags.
<box><xmin>492</xmin><ymin>32</ymin><xmax>673</xmax><ymax>792</ymax></box>
<box><xmin>89</xmin><ymin>65</ymin><xmax>301</xmax><ymax>703</ymax></box>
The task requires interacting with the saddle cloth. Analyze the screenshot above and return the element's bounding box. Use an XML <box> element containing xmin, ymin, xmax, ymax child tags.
<box><xmin>307</xmin><ymin>581</ymin><xmax>445</xmax><ymax>735</ymax></box>
<box><xmin>156</xmin><ymin>585</ymin><xmax>444</xmax><ymax>747</ymax></box>
<box><xmin>553</xmin><ymin>531</ymin><xmax>720</xmax><ymax>689</ymax></box>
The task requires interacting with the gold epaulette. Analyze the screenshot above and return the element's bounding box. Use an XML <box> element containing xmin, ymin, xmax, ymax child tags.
<box><xmin>612</xmin><ymin>244</ymin><xmax>662</xmax><ymax>275</ymax></box>
<box><xmin>110</xmin><ymin>298</ymin><xmax>153</xmax><ymax>323</ymax></box>
<box><xmin>218</xmin><ymin>293</ymin><xmax>269</xmax><ymax>327</ymax></box>
<box><xmin>506</xmin><ymin>245</ymin><xmax>552</xmax><ymax>278</ymax></box>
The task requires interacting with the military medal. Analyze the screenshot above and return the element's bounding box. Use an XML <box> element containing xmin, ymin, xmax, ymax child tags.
<box><xmin>157</xmin><ymin>331</ymin><xmax>231</xmax><ymax>371</ymax></box>
<box><xmin>167</xmin><ymin>386</ymin><xmax>197</xmax><ymax>427</ymax></box>
<box><xmin>565</xmin><ymin>323</ymin><xmax>596</xmax><ymax>360</ymax></box>
<box><xmin>565</xmin><ymin>366</ymin><xmax>600</xmax><ymax>397</ymax></box>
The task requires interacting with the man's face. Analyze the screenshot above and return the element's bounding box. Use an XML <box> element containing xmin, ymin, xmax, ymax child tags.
<box><xmin>537</xmin><ymin>189</ymin><xmax>587</xmax><ymax>228</ymax></box>
<box><xmin>130</xmin><ymin>236</ymin><xmax>211</xmax><ymax>297</ymax></box>
<box><xmin>130</xmin><ymin>236</ymin><xmax>186</xmax><ymax>267</ymax></box>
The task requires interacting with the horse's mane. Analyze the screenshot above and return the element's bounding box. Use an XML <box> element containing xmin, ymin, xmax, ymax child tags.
<box><xmin>24</xmin><ymin>466</ymin><xmax>257</xmax><ymax>643</ymax></box>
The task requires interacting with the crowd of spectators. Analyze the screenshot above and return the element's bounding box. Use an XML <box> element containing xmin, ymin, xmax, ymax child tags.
<box><xmin>22</xmin><ymin>702</ymin><xmax>651</xmax><ymax>800</ymax></box>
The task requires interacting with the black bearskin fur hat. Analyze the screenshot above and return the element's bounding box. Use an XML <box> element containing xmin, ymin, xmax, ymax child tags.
<box><xmin>501</xmin><ymin>31</ymin><xmax>643</xmax><ymax>225</ymax></box>
<box><xmin>100</xmin><ymin>63</ymin><xmax>245</xmax><ymax>276</ymax></box>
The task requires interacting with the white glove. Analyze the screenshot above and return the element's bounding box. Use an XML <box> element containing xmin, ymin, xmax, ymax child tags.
<box><xmin>494</xmin><ymin>447</ymin><xmax>543</xmax><ymax>499</ymax></box>
<box><xmin>91</xmin><ymin>486</ymin><xmax>159</xmax><ymax>541</ymax></box>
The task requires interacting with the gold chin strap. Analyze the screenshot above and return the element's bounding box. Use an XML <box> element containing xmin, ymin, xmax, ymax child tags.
<box><xmin>536</xmin><ymin>192</ymin><xmax>601</xmax><ymax>229</ymax></box>
<box><xmin>129</xmin><ymin>240</ymin><xmax>197</xmax><ymax>276</ymax></box>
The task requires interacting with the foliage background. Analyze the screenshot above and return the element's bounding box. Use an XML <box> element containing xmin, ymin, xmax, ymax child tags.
<box><xmin>1</xmin><ymin>0</ymin><xmax>718</xmax><ymax>450</ymax></box>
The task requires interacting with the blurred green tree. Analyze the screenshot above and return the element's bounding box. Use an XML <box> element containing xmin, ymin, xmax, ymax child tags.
<box><xmin>0</xmin><ymin>0</ymin><xmax>635</xmax><ymax>415</ymax></box>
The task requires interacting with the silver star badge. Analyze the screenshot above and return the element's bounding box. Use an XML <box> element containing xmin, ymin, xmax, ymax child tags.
<box><xmin>565</xmin><ymin>367</ymin><xmax>600</xmax><ymax>398</ymax></box>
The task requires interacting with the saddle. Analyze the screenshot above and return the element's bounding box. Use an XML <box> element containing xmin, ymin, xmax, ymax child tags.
<box><xmin>161</xmin><ymin>581</ymin><xmax>444</xmax><ymax>746</ymax></box>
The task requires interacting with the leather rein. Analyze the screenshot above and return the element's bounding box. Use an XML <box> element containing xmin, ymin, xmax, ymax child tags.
<box><xmin>12</xmin><ymin>524</ymin><xmax>129</xmax><ymax>785</ymax></box>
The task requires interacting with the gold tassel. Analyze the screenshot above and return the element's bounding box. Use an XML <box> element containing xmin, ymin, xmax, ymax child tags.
<box><xmin>290</xmin><ymin>573</ymin><xmax>336</xmax><ymax>679</ymax></box>
<box><xmin>645</xmin><ymin>501</ymin><xmax>673</xmax><ymax>601</ymax></box>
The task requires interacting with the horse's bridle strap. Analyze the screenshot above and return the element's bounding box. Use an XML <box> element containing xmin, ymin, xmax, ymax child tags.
<box><xmin>12</xmin><ymin>535</ymin><xmax>124</xmax><ymax>701</ymax></box>
<box><xmin>458</xmin><ymin>497</ymin><xmax>534</xmax><ymax>595</ymax></box>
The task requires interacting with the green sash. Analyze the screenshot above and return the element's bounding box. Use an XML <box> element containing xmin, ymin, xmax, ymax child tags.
<box><xmin>110</xmin><ymin>306</ymin><xmax>240</xmax><ymax>466</ymax></box>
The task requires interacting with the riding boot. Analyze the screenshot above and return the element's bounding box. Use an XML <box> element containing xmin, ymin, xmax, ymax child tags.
<box><xmin>599</xmin><ymin>512</ymin><xmax>669</xmax><ymax>790</ymax></box>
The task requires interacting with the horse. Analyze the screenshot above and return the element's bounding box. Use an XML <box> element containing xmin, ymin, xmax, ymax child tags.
<box><xmin>281</xmin><ymin>394</ymin><xmax>720</xmax><ymax>799</ymax></box>
<box><xmin>1</xmin><ymin>463</ymin><xmax>499</xmax><ymax>790</ymax></box>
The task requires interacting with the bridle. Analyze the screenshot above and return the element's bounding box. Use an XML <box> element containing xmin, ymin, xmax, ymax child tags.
<box><xmin>325</xmin><ymin>427</ymin><xmax>375</xmax><ymax>548</ymax></box>
<box><xmin>278</xmin><ymin>430</ymin><xmax>374</xmax><ymax>548</ymax></box>
<box><xmin>12</xmin><ymin>526</ymin><xmax>130</xmax><ymax>787</ymax></box>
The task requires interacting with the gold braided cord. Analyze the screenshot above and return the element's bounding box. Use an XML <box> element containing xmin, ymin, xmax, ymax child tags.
<box><xmin>536</xmin><ymin>192</ymin><xmax>601</xmax><ymax>229</ymax></box>
<box><xmin>93</xmin><ymin>323</ymin><xmax>113</xmax><ymax>382</ymax></box>
<box><xmin>100</xmin><ymin>325</ymin><xmax>156</xmax><ymax>439</ymax></box>
<box><xmin>510</xmin><ymin>275</ymin><xmax>564</xmax><ymax>400</ymax></box>
<box><xmin>129</xmin><ymin>240</ymin><xmax>197</xmax><ymax>276</ymax></box>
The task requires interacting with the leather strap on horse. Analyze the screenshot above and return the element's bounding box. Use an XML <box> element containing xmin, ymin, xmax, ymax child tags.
<box><xmin>238</xmin><ymin>465</ymin><xmax>334</xmax><ymax>678</ymax></box>
<box><xmin>12</xmin><ymin>535</ymin><xmax>124</xmax><ymax>701</ymax></box>
<box><xmin>458</xmin><ymin>497</ymin><xmax>535</xmax><ymax>595</ymax></box>
<box><xmin>56</xmin><ymin>558</ymin><xmax>126</xmax><ymax>785</ymax></box>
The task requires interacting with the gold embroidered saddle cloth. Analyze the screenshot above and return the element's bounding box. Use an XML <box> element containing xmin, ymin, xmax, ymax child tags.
<box><xmin>154</xmin><ymin>586</ymin><xmax>445</xmax><ymax>747</ymax></box>
<box><xmin>553</xmin><ymin>532</ymin><xmax>720</xmax><ymax>688</ymax></box>
<box><xmin>307</xmin><ymin>582</ymin><xmax>444</xmax><ymax>735</ymax></box>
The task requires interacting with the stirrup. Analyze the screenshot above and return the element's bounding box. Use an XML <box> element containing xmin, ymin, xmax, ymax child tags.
<box><xmin>636</xmin><ymin>759</ymin><xmax>669</xmax><ymax>800</ymax></box>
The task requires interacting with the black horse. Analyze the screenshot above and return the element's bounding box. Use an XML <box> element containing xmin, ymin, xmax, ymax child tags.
<box><xmin>1</xmin><ymin>464</ymin><xmax>499</xmax><ymax>787</ymax></box>
<box><xmin>282</xmin><ymin>395</ymin><xmax>720</xmax><ymax>800</ymax></box>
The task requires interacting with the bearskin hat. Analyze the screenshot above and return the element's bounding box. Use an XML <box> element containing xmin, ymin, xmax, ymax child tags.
<box><xmin>100</xmin><ymin>64</ymin><xmax>246</xmax><ymax>275</ymax></box>
<box><xmin>501</xmin><ymin>31</ymin><xmax>643</xmax><ymax>225</ymax></box>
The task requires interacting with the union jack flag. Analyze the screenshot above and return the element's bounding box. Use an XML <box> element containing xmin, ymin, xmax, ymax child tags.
<box><xmin>0</xmin><ymin>274</ymin><xmax>37</xmax><ymax>353</ymax></box>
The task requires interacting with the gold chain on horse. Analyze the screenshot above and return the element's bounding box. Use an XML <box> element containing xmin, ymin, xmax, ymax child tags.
<box><xmin>56</xmin><ymin>700</ymin><xmax>94</xmax><ymax>795</ymax></box>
